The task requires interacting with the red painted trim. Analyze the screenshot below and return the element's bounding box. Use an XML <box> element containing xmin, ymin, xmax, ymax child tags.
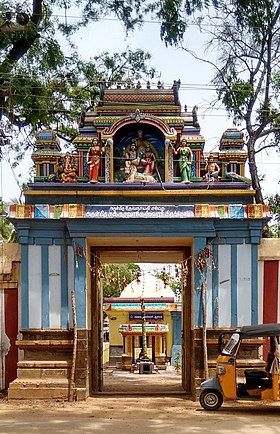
<box><xmin>263</xmin><ymin>260</ymin><xmax>279</xmax><ymax>356</ymax></box>
<box><xmin>102</xmin><ymin>117</ymin><xmax>175</xmax><ymax>137</ymax></box>
<box><xmin>4</xmin><ymin>288</ymin><xmax>18</xmax><ymax>388</ymax></box>
<box><xmin>196</xmin><ymin>150</ymin><xmax>200</xmax><ymax>177</ymax></box>
<box><xmin>79</xmin><ymin>151</ymin><xmax>83</xmax><ymax>177</ymax></box>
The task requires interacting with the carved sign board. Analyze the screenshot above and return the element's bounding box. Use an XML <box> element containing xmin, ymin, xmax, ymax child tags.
<box><xmin>129</xmin><ymin>312</ymin><xmax>164</xmax><ymax>321</ymax></box>
<box><xmin>85</xmin><ymin>205</ymin><xmax>195</xmax><ymax>219</ymax></box>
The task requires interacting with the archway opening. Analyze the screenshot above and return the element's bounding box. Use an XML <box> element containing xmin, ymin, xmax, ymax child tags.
<box><xmin>89</xmin><ymin>242</ymin><xmax>192</xmax><ymax>395</ymax></box>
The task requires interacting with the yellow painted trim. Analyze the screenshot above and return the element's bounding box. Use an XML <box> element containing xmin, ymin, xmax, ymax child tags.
<box><xmin>110</xmin><ymin>146</ymin><xmax>114</xmax><ymax>182</ymax></box>
<box><xmin>25</xmin><ymin>188</ymin><xmax>256</xmax><ymax>197</ymax></box>
<box><xmin>165</xmin><ymin>145</ymin><xmax>169</xmax><ymax>181</ymax></box>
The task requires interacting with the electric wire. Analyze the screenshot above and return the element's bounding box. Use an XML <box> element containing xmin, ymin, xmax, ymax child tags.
<box><xmin>13</xmin><ymin>12</ymin><xmax>280</xmax><ymax>31</ymax></box>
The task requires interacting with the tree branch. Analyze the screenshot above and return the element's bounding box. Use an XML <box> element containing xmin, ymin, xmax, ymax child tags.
<box><xmin>257</xmin><ymin>127</ymin><xmax>280</xmax><ymax>140</ymax></box>
<box><xmin>255</xmin><ymin>143</ymin><xmax>279</xmax><ymax>154</ymax></box>
<box><xmin>0</xmin><ymin>0</ymin><xmax>43</xmax><ymax>72</ymax></box>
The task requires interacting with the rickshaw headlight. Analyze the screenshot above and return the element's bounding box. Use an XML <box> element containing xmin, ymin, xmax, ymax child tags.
<box><xmin>217</xmin><ymin>364</ymin><xmax>226</xmax><ymax>375</ymax></box>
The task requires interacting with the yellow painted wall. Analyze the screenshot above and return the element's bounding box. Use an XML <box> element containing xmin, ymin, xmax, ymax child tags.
<box><xmin>107</xmin><ymin>311</ymin><xmax>128</xmax><ymax>346</ymax></box>
<box><xmin>103</xmin><ymin>342</ymin><xmax>110</xmax><ymax>365</ymax></box>
<box><xmin>165</xmin><ymin>311</ymin><xmax>173</xmax><ymax>358</ymax></box>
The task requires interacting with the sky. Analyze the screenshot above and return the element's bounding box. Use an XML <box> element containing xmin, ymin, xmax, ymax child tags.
<box><xmin>0</xmin><ymin>14</ymin><xmax>279</xmax><ymax>201</ymax></box>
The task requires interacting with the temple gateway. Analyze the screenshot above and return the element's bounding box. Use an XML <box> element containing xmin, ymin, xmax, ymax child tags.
<box><xmin>7</xmin><ymin>81</ymin><xmax>269</xmax><ymax>400</ymax></box>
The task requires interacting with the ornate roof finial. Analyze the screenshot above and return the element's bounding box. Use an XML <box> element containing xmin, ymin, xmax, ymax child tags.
<box><xmin>192</xmin><ymin>105</ymin><xmax>199</xmax><ymax>127</ymax></box>
<box><xmin>146</xmin><ymin>81</ymin><xmax>151</xmax><ymax>89</ymax></box>
<box><xmin>172</xmin><ymin>80</ymin><xmax>180</xmax><ymax>105</ymax></box>
<box><xmin>136</xmin><ymin>81</ymin><xmax>141</xmax><ymax>89</ymax></box>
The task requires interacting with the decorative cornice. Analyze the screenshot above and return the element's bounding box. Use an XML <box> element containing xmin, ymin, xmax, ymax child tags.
<box><xmin>23</xmin><ymin>188</ymin><xmax>256</xmax><ymax>197</ymax></box>
<box><xmin>101</xmin><ymin>112</ymin><xmax>177</xmax><ymax>138</ymax></box>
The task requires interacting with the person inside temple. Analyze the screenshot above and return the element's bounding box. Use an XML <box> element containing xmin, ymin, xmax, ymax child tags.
<box><xmin>173</xmin><ymin>138</ymin><xmax>193</xmax><ymax>183</ymax></box>
<box><xmin>87</xmin><ymin>137</ymin><xmax>104</xmax><ymax>183</ymax></box>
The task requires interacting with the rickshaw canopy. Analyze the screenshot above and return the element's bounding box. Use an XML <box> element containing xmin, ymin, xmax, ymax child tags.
<box><xmin>239</xmin><ymin>323</ymin><xmax>280</xmax><ymax>338</ymax></box>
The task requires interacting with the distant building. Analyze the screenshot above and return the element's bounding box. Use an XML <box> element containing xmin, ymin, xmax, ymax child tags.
<box><xmin>104</xmin><ymin>274</ymin><xmax>181</xmax><ymax>370</ymax></box>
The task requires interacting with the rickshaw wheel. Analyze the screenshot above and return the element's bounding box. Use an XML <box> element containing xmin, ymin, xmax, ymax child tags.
<box><xmin>199</xmin><ymin>389</ymin><xmax>223</xmax><ymax>411</ymax></box>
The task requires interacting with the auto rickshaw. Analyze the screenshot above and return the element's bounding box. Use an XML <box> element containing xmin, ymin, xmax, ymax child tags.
<box><xmin>199</xmin><ymin>323</ymin><xmax>280</xmax><ymax>410</ymax></box>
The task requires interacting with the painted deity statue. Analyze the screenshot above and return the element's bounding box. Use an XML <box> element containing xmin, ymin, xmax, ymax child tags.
<box><xmin>140</xmin><ymin>145</ymin><xmax>155</xmax><ymax>175</ymax></box>
<box><xmin>205</xmin><ymin>157</ymin><xmax>220</xmax><ymax>182</ymax></box>
<box><xmin>123</xmin><ymin>139</ymin><xmax>156</xmax><ymax>184</ymax></box>
<box><xmin>124</xmin><ymin>142</ymin><xmax>140</xmax><ymax>182</ymax></box>
<box><xmin>87</xmin><ymin>138</ymin><xmax>104</xmax><ymax>183</ymax></box>
<box><xmin>57</xmin><ymin>153</ymin><xmax>78</xmax><ymax>183</ymax></box>
<box><xmin>134</xmin><ymin>129</ymin><xmax>152</xmax><ymax>156</ymax></box>
<box><xmin>174</xmin><ymin>139</ymin><xmax>193</xmax><ymax>183</ymax></box>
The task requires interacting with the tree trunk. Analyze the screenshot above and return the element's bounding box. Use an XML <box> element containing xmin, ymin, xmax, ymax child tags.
<box><xmin>247</xmin><ymin>138</ymin><xmax>264</xmax><ymax>204</ymax></box>
<box><xmin>201</xmin><ymin>280</ymin><xmax>208</xmax><ymax>380</ymax></box>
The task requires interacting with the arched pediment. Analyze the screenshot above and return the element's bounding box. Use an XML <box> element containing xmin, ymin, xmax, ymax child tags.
<box><xmin>101</xmin><ymin>110</ymin><xmax>177</xmax><ymax>140</ymax></box>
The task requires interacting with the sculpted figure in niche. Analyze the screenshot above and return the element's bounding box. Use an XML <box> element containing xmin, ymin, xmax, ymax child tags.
<box><xmin>173</xmin><ymin>138</ymin><xmax>193</xmax><ymax>183</ymax></box>
<box><xmin>134</xmin><ymin>129</ymin><xmax>152</xmax><ymax>156</ymax></box>
<box><xmin>141</xmin><ymin>145</ymin><xmax>155</xmax><ymax>176</ymax></box>
<box><xmin>58</xmin><ymin>153</ymin><xmax>78</xmax><ymax>183</ymax></box>
<box><xmin>87</xmin><ymin>137</ymin><xmax>104</xmax><ymax>183</ymax></box>
<box><xmin>123</xmin><ymin>141</ymin><xmax>156</xmax><ymax>184</ymax></box>
<box><xmin>205</xmin><ymin>156</ymin><xmax>220</xmax><ymax>182</ymax></box>
<box><xmin>124</xmin><ymin>142</ymin><xmax>141</xmax><ymax>182</ymax></box>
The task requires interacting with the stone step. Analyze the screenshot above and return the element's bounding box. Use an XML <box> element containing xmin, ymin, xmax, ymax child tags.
<box><xmin>17</xmin><ymin>368</ymin><xmax>70</xmax><ymax>380</ymax></box>
<box><xmin>16</xmin><ymin>340</ymin><xmax>73</xmax><ymax>349</ymax></box>
<box><xmin>18</xmin><ymin>360</ymin><xmax>72</xmax><ymax>369</ymax></box>
<box><xmin>9</xmin><ymin>378</ymin><xmax>69</xmax><ymax>389</ymax></box>
<box><xmin>8</xmin><ymin>387</ymin><xmax>70</xmax><ymax>400</ymax></box>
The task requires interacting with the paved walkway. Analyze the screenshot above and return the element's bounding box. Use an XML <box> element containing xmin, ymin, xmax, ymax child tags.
<box><xmin>103</xmin><ymin>365</ymin><xmax>184</xmax><ymax>393</ymax></box>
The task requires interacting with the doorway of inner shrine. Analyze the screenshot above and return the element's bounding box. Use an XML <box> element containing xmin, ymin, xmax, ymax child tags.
<box><xmin>89</xmin><ymin>243</ymin><xmax>192</xmax><ymax>395</ymax></box>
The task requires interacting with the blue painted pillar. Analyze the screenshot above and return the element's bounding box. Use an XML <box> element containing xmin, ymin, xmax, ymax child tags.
<box><xmin>60</xmin><ymin>244</ymin><xmax>69</xmax><ymax>329</ymax></box>
<box><xmin>21</xmin><ymin>244</ymin><xmax>29</xmax><ymax>329</ymax></box>
<box><xmin>212</xmin><ymin>244</ymin><xmax>219</xmax><ymax>328</ymax></box>
<box><xmin>194</xmin><ymin>237</ymin><xmax>207</xmax><ymax>327</ymax></box>
<box><xmin>73</xmin><ymin>238</ymin><xmax>87</xmax><ymax>329</ymax></box>
<box><xmin>171</xmin><ymin>311</ymin><xmax>182</xmax><ymax>365</ymax></box>
<box><xmin>231</xmin><ymin>245</ymin><xmax>238</xmax><ymax>327</ymax></box>
<box><xmin>251</xmin><ymin>243</ymin><xmax>259</xmax><ymax>325</ymax></box>
<box><xmin>171</xmin><ymin>311</ymin><xmax>182</xmax><ymax>345</ymax></box>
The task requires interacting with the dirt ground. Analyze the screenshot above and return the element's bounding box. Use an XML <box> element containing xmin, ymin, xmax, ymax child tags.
<box><xmin>1</xmin><ymin>368</ymin><xmax>280</xmax><ymax>434</ymax></box>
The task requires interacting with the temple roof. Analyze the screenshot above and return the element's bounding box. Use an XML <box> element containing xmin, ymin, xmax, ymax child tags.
<box><xmin>120</xmin><ymin>274</ymin><xmax>175</xmax><ymax>299</ymax></box>
<box><xmin>100</xmin><ymin>88</ymin><xmax>178</xmax><ymax>106</ymax></box>
<box><xmin>95</xmin><ymin>82</ymin><xmax>182</xmax><ymax>117</ymax></box>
